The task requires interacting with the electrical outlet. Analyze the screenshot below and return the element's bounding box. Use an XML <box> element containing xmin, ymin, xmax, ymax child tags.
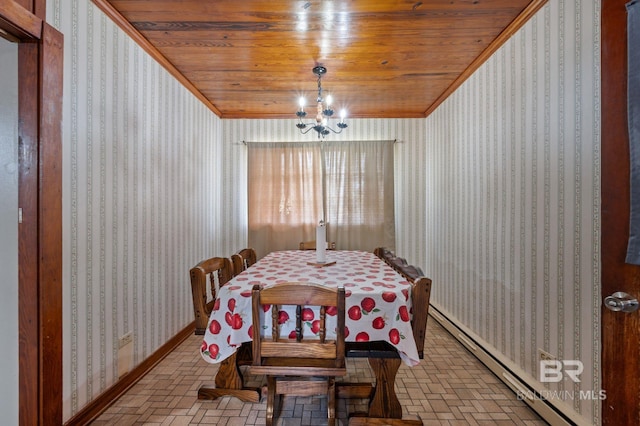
<box><xmin>118</xmin><ymin>331</ymin><xmax>134</xmax><ymax>378</ymax></box>
<box><xmin>538</xmin><ymin>348</ymin><xmax>556</xmax><ymax>362</ymax></box>
<box><xmin>119</xmin><ymin>331</ymin><xmax>133</xmax><ymax>348</ymax></box>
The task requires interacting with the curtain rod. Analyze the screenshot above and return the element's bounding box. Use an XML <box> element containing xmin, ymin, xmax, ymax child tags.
<box><xmin>241</xmin><ymin>139</ymin><xmax>397</xmax><ymax>145</ymax></box>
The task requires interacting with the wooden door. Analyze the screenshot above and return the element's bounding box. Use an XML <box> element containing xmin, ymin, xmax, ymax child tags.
<box><xmin>602</xmin><ymin>0</ymin><xmax>640</xmax><ymax>424</ymax></box>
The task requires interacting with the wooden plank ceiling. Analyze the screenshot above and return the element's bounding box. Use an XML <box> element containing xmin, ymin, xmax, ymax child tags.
<box><xmin>105</xmin><ymin>0</ymin><xmax>539</xmax><ymax>119</ymax></box>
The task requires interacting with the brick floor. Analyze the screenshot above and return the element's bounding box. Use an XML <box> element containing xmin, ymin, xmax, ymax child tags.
<box><xmin>90</xmin><ymin>319</ymin><xmax>547</xmax><ymax>425</ymax></box>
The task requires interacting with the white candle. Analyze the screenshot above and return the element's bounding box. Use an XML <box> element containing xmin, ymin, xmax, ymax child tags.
<box><xmin>316</xmin><ymin>222</ymin><xmax>326</xmax><ymax>263</ymax></box>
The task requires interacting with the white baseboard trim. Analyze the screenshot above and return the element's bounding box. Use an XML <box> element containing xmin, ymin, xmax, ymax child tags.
<box><xmin>428</xmin><ymin>303</ymin><xmax>591</xmax><ymax>426</ymax></box>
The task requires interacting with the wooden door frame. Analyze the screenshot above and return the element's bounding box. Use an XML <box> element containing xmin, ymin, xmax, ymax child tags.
<box><xmin>601</xmin><ymin>0</ymin><xmax>640</xmax><ymax>424</ymax></box>
<box><xmin>0</xmin><ymin>1</ymin><xmax>63</xmax><ymax>425</ymax></box>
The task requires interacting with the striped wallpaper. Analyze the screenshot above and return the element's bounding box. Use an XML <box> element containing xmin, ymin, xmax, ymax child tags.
<box><xmin>48</xmin><ymin>0</ymin><xmax>226</xmax><ymax>419</ymax></box>
<box><xmin>425</xmin><ymin>0</ymin><xmax>601</xmax><ymax>423</ymax></box>
<box><xmin>48</xmin><ymin>0</ymin><xmax>600</xmax><ymax>424</ymax></box>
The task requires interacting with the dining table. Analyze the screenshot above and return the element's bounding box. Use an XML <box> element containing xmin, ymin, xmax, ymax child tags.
<box><xmin>196</xmin><ymin>249</ymin><xmax>421</xmax><ymax>420</ymax></box>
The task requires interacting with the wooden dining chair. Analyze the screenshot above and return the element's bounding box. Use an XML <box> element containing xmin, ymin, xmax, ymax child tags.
<box><xmin>189</xmin><ymin>257</ymin><xmax>234</xmax><ymax>335</ymax></box>
<box><xmin>373</xmin><ymin>246</ymin><xmax>396</xmax><ymax>266</ymax></box>
<box><xmin>250</xmin><ymin>282</ymin><xmax>346</xmax><ymax>426</ymax></box>
<box><xmin>230</xmin><ymin>254</ymin><xmax>243</xmax><ymax>277</ymax></box>
<box><xmin>373</xmin><ymin>246</ymin><xmax>385</xmax><ymax>259</ymax></box>
<box><xmin>231</xmin><ymin>247</ymin><xmax>257</xmax><ymax>276</ymax></box>
<box><xmin>407</xmin><ymin>276</ymin><xmax>432</xmax><ymax>359</ymax></box>
<box><xmin>299</xmin><ymin>240</ymin><xmax>337</xmax><ymax>250</ymax></box>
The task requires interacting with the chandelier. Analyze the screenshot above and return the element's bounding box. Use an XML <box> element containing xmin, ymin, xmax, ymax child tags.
<box><xmin>296</xmin><ymin>66</ymin><xmax>348</xmax><ymax>138</ymax></box>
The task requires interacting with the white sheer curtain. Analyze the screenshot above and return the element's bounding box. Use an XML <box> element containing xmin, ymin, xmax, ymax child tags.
<box><xmin>247</xmin><ymin>140</ymin><xmax>395</xmax><ymax>258</ymax></box>
<box><xmin>323</xmin><ymin>140</ymin><xmax>395</xmax><ymax>252</ymax></box>
<box><xmin>247</xmin><ymin>142</ymin><xmax>323</xmax><ymax>259</ymax></box>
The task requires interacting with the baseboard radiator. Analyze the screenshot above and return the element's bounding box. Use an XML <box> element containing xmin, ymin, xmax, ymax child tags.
<box><xmin>429</xmin><ymin>303</ymin><xmax>590</xmax><ymax>426</ymax></box>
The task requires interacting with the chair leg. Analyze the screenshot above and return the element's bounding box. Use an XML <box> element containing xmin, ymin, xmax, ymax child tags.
<box><xmin>266</xmin><ymin>376</ymin><xmax>276</xmax><ymax>426</ymax></box>
<box><xmin>274</xmin><ymin>390</ymin><xmax>283</xmax><ymax>421</ymax></box>
<box><xmin>327</xmin><ymin>377</ymin><xmax>336</xmax><ymax>426</ymax></box>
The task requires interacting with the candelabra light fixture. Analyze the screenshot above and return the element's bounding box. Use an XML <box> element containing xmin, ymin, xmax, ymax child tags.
<box><xmin>296</xmin><ymin>66</ymin><xmax>348</xmax><ymax>138</ymax></box>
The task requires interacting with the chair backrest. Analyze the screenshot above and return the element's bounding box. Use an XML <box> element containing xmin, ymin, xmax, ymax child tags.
<box><xmin>251</xmin><ymin>282</ymin><xmax>345</xmax><ymax>367</ymax></box>
<box><xmin>299</xmin><ymin>240</ymin><xmax>337</xmax><ymax>250</ymax></box>
<box><xmin>239</xmin><ymin>247</ymin><xmax>257</xmax><ymax>267</ymax></box>
<box><xmin>231</xmin><ymin>248</ymin><xmax>256</xmax><ymax>276</ymax></box>
<box><xmin>394</xmin><ymin>263</ymin><xmax>423</xmax><ymax>282</ymax></box>
<box><xmin>189</xmin><ymin>257</ymin><xmax>234</xmax><ymax>335</ymax></box>
<box><xmin>409</xmin><ymin>276</ymin><xmax>432</xmax><ymax>359</ymax></box>
<box><xmin>230</xmin><ymin>254</ymin><xmax>244</xmax><ymax>277</ymax></box>
<box><xmin>373</xmin><ymin>246</ymin><xmax>395</xmax><ymax>265</ymax></box>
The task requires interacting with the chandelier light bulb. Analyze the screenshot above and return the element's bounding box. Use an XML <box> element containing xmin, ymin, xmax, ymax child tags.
<box><xmin>325</xmin><ymin>95</ymin><xmax>333</xmax><ymax>106</ymax></box>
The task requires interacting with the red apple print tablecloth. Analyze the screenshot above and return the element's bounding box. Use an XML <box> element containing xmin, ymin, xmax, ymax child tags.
<box><xmin>200</xmin><ymin>250</ymin><xmax>420</xmax><ymax>367</ymax></box>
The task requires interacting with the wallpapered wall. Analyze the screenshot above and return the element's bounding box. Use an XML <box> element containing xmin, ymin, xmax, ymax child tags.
<box><xmin>48</xmin><ymin>0</ymin><xmax>226</xmax><ymax>419</ymax></box>
<box><xmin>48</xmin><ymin>0</ymin><xmax>600</xmax><ymax>423</ymax></box>
<box><xmin>424</xmin><ymin>0</ymin><xmax>601</xmax><ymax>424</ymax></box>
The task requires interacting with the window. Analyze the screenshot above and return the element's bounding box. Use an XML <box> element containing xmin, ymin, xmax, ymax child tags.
<box><xmin>247</xmin><ymin>140</ymin><xmax>395</xmax><ymax>258</ymax></box>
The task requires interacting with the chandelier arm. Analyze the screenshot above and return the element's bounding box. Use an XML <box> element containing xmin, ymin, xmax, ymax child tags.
<box><xmin>324</xmin><ymin>126</ymin><xmax>343</xmax><ymax>134</ymax></box>
<box><xmin>298</xmin><ymin>125</ymin><xmax>317</xmax><ymax>135</ymax></box>
<box><xmin>296</xmin><ymin>124</ymin><xmax>344</xmax><ymax>135</ymax></box>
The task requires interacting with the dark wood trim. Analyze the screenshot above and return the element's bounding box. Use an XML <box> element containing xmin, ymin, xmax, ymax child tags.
<box><xmin>3</xmin><ymin>0</ymin><xmax>46</xmax><ymax>21</ymax></box>
<box><xmin>90</xmin><ymin>0</ymin><xmax>222</xmax><ymax>117</ymax></box>
<box><xmin>64</xmin><ymin>324</ymin><xmax>196</xmax><ymax>426</ymax></box>
<box><xmin>32</xmin><ymin>0</ymin><xmax>44</xmax><ymax>20</ymax></box>
<box><xmin>0</xmin><ymin>0</ymin><xmax>42</xmax><ymax>38</ymax></box>
<box><xmin>220</xmin><ymin>111</ymin><xmax>428</xmax><ymax>120</ymax></box>
<box><xmin>423</xmin><ymin>0</ymin><xmax>548</xmax><ymax>117</ymax></box>
<box><xmin>601</xmin><ymin>0</ymin><xmax>640</xmax><ymax>424</ymax></box>
<box><xmin>7</xmin><ymin>1</ymin><xmax>63</xmax><ymax>424</ymax></box>
<box><xmin>18</xmin><ymin>32</ymin><xmax>39</xmax><ymax>426</ymax></box>
<box><xmin>38</xmin><ymin>21</ymin><xmax>63</xmax><ymax>425</ymax></box>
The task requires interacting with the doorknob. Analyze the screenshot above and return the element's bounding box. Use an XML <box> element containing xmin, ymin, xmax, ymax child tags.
<box><xmin>604</xmin><ymin>292</ymin><xmax>640</xmax><ymax>313</ymax></box>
